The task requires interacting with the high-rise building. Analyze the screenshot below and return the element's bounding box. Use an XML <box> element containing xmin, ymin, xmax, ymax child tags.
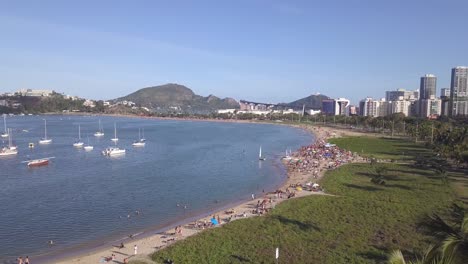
<box><xmin>420</xmin><ymin>98</ymin><xmax>442</xmax><ymax>117</ymax></box>
<box><xmin>386</xmin><ymin>89</ymin><xmax>418</xmax><ymax>101</ymax></box>
<box><xmin>321</xmin><ymin>99</ymin><xmax>336</xmax><ymax>115</ymax></box>
<box><xmin>420</xmin><ymin>74</ymin><xmax>437</xmax><ymax>100</ymax></box>
<box><xmin>335</xmin><ymin>98</ymin><xmax>350</xmax><ymax>115</ymax></box>
<box><xmin>449</xmin><ymin>66</ymin><xmax>468</xmax><ymax>116</ymax></box>
<box><xmin>441</xmin><ymin>88</ymin><xmax>450</xmax><ymax>97</ymax></box>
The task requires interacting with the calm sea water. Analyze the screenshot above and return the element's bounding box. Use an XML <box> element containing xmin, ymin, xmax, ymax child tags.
<box><xmin>0</xmin><ymin>115</ymin><xmax>312</xmax><ymax>262</ymax></box>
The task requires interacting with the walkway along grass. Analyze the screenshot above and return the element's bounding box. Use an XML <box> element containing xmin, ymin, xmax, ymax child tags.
<box><xmin>146</xmin><ymin>137</ymin><xmax>457</xmax><ymax>264</ymax></box>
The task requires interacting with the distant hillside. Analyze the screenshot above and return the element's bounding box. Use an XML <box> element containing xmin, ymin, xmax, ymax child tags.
<box><xmin>115</xmin><ymin>84</ymin><xmax>239</xmax><ymax>113</ymax></box>
<box><xmin>284</xmin><ymin>93</ymin><xmax>330</xmax><ymax>110</ymax></box>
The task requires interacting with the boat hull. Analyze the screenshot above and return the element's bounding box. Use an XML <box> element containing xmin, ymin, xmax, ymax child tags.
<box><xmin>39</xmin><ymin>139</ymin><xmax>52</xmax><ymax>144</ymax></box>
<box><xmin>28</xmin><ymin>159</ymin><xmax>49</xmax><ymax>167</ymax></box>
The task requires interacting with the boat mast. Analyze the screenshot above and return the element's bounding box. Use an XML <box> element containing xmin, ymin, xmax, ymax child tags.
<box><xmin>259</xmin><ymin>146</ymin><xmax>262</xmax><ymax>158</ymax></box>
<box><xmin>114</xmin><ymin>123</ymin><xmax>117</xmax><ymax>138</ymax></box>
<box><xmin>78</xmin><ymin>125</ymin><xmax>81</xmax><ymax>140</ymax></box>
<box><xmin>44</xmin><ymin>120</ymin><xmax>47</xmax><ymax>140</ymax></box>
<box><xmin>3</xmin><ymin>115</ymin><xmax>6</xmax><ymax>134</ymax></box>
<box><xmin>8</xmin><ymin>128</ymin><xmax>12</xmax><ymax>147</ymax></box>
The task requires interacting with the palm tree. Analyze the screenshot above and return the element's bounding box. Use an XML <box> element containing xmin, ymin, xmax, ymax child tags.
<box><xmin>388</xmin><ymin>246</ymin><xmax>454</xmax><ymax>264</ymax></box>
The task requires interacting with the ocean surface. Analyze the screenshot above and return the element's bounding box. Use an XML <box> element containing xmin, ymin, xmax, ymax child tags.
<box><xmin>0</xmin><ymin>115</ymin><xmax>313</xmax><ymax>263</ymax></box>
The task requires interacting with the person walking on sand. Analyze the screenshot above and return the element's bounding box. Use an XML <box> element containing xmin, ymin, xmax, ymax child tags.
<box><xmin>251</xmin><ymin>193</ymin><xmax>255</xmax><ymax>200</ymax></box>
<box><xmin>24</xmin><ymin>256</ymin><xmax>29</xmax><ymax>264</ymax></box>
<box><xmin>17</xmin><ymin>256</ymin><xmax>23</xmax><ymax>264</ymax></box>
<box><xmin>134</xmin><ymin>244</ymin><xmax>138</xmax><ymax>255</ymax></box>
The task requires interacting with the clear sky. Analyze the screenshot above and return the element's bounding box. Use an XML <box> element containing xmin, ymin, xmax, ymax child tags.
<box><xmin>0</xmin><ymin>0</ymin><xmax>467</xmax><ymax>104</ymax></box>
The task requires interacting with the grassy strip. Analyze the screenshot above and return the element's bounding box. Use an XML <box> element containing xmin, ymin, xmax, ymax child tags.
<box><xmin>147</xmin><ymin>137</ymin><xmax>455</xmax><ymax>264</ymax></box>
<box><xmin>328</xmin><ymin>136</ymin><xmax>431</xmax><ymax>161</ymax></box>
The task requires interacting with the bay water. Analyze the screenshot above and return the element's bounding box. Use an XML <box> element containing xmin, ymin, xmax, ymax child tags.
<box><xmin>0</xmin><ymin>115</ymin><xmax>313</xmax><ymax>262</ymax></box>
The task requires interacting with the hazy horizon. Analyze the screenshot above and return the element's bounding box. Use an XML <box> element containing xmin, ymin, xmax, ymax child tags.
<box><xmin>1</xmin><ymin>0</ymin><xmax>467</xmax><ymax>104</ymax></box>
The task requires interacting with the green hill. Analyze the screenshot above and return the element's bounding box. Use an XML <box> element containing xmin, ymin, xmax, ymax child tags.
<box><xmin>115</xmin><ymin>83</ymin><xmax>239</xmax><ymax>113</ymax></box>
<box><xmin>286</xmin><ymin>93</ymin><xmax>330</xmax><ymax>110</ymax></box>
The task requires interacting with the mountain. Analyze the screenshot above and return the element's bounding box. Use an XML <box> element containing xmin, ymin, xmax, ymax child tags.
<box><xmin>115</xmin><ymin>84</ymin><xmax>239</xmax><ymax>113</ymax></box>
<box><xmin>283</xmin><ymin>93</ymin><xmax>330</xmax><ymax>110</ymax></box>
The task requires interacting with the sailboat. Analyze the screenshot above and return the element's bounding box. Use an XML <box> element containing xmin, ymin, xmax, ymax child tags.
<box><xmin>110</xmin><ymin>123</ymin><xmax>118</xmax><ymax>142</ymax></box>
<box><xmin>84</xmin><ymin>136</ymin><xmax>93</xmax><ymax>151</ymax></box>
<box><xmin>282</xmin><ymin>148</ymin><xmax>292</xmax><ymax>160</ymax></box>
<box><xmin>0</xmin><ymin>129</ymin><xmax>18</xmax><ymax>156</ymax></box>
<box><xmin>38</xmin><ymin>119</ymin><xmax>52</xmax><ymax>144</ymax></box>
<box><xmin>132</xmin><ymin>128</ymin><xmax>145</xmax><ymax>147</ymax></box>
<box><xmin>259</xmin><ymin>146</ymin><xmax>266</xmax><ymax>161</ymax></box>
<box><xmin>94</xmin><ymin>119</ymin><xmax>105</xmax><ymax>137</ymax></box>
<box><xmin>1</xmin><ymin>114</ymin><xmax>8</xmax><ymax>138</ymax></box>
<box><xmin>73</xmin><ymin>125</ymin><xmax>84</xmax><ymax>147</ymax></box>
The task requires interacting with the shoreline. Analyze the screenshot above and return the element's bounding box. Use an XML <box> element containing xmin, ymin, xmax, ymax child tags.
<box><xmin>39</xmin><ymin>123</ymin><xmax>362</xmax><ymax>264</ymax></box>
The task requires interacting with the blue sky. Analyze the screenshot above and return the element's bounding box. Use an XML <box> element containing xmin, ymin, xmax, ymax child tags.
<box><xmin>0</xmin><ymin>0</ymin><xmax>467</xmax><ymax>104</ymax></box>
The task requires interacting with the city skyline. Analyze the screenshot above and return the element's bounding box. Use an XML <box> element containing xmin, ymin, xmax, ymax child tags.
<box><xmin>1</xmin><ymin>1</ymin><xmax>468</xmax><ymax>104</ymax></box>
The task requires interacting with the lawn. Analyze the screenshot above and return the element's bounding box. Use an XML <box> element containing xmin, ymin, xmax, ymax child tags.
<box><xmin>146</xmin><ymin>137</ymin><xmax>457</xmax><ymax>264</ymax></box>
<box><xmin>328</xmin><ymin>136</ymin><xmax>431</xmax><ymax>161</ymax></box>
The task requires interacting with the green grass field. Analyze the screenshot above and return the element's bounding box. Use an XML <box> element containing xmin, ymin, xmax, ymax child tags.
<box><xmin>144</xmin><ymin>137</ymin><xmax>458</xmax><ymax>264</ymax></box>
<box><xmin>328</xmin><ymin>136</ymin><xmax>431</xmax><ymax>161</ymax></box>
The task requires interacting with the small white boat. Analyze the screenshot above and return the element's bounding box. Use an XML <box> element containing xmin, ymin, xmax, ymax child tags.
<box><xmin>259</xmin><ymin>146</ymin><xmax>266</xmax><ymax>161</ymax></box>
<box><xmin>73</xmin><ymin>125</ymin><xmax>84</xmax><ymax>147</ymax></box>
<box><xmin>0</xmin><ymin>129</ymin><xmax>17</xmax><ymax>156</ymax></box>
<box><xmin>132</xmin><ymin>128</ymin><xmax>145</xmax><ymax>147</ymax></box>
<box><xmin>110</xmin><ymin>123</ymin><xmax>118</xmax><ymax>142</ymax></box>
<box><xmin>1</xmin><ymin>114</ymin><xmax>8</xmax><ymax>138</ymax></box>
<box><xmin>94</xmin><ymin>119</ymin><xmax>105</xmax><ymax>137</ymax></box>
<box><xmin>39</xmin><ymin>119</ymin><xmax>52</xmax><ymax>144</ymax></box>
<box><xmin>84</xmin><ymin>145</ymin><xmax>94</xmax><ymax>151</ymax></box>
<box><xmin>102</xmin><ymin>147</ymin><xmax>125</xmax><ymax>156</ymax></box>
<box><xmin>84</xmin><ymin>136</ymin><xmax>93</xmax><ymax>151</ymax></box>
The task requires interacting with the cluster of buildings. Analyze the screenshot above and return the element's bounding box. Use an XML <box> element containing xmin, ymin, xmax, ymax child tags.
<box><xmin>351</xmin><ymin>66</ymin><xmax>468</xmax><ymax>118</ymax></box>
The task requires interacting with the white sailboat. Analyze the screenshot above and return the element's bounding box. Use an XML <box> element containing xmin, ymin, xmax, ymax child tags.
<box><xmin>110</xmin><ymin>123</ymin><xmax>118</xmax><ymax>142</ymax></box>
<box><xmin>132</xmin><ymin>128</ymin><xmax>145</xmax><ymax>147</ymax></box>
<box><xmin>94</xmin><ymin>119</ymin><xmax>104</xmax><ymax>137</ymax></box>
<box><xmin>1</xmin><ymin>114</ymin><xmax>8</xmax><ymax>138</ymax></box>
<box><xmin>259</xmin><ymin>146</ymin><xmax>266</xmax><ymax>161</ymax></box>
<box><xmin>39</xmin><ymin>119</ymin><xmax>52</xmax><ymax>144</ymax></box>
<box><xmin>84</xmin><ymin>136</ymin><xmax>93</xmax><ymax>151</ymax></box>
<box><xmin>0</xmin><ymin>129</ymin><xmax>18</xmax><ymax>156</ymax></box>
<box><xmin>73</xmin><ymin>125</ymin><xmax>84</xmax><ymax>147</ymax></box>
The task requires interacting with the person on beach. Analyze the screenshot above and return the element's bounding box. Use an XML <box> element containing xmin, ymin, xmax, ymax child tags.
<box><xmin>123</xmin><ymin>258</ymin><xmax>129</xmax><ymax>264</ymax></box>
<box><xmin>134</xmin><ymin>244</ymin><xmax>138</xmax><ymax>255</ymax></box>
<box><xmin>24</xmin><ymin>256</ymin><xmax>29</xmax><ymax>264</ymax></box>
<box><xmin>119</xmin><ymin>242</ymin><xmax>125</xmax><ymax>249</ymax></box>
<box><xmin>251</xmin><ymin>193</ymin><xmax>255</xmax><ymax>200</ymax></box>
<box><xmin>17</xmin><ymin>256</ymin><xmax>23</xmax><ymax>264</ymax></box>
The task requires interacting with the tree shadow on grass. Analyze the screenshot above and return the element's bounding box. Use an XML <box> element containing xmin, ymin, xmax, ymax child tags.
<box><xmin>344</xmin><ymin>183</ymin><xmax>383</xmax><ymax>192</ymax></box>
<box><xmin>357</xmin><ymin>250</ymin><xmax>388</xmax><ymax>262</ymax></box>
<box><xmin>271</xmin><ymin>215</ymin><xmax>321</xmax><ymax>231</ymax></box>
<box><xmin>385</xmin><ymin>184</ymin><xmax>413</xmax><ymax>190</ymax></box>
<box><xmin>229</xmin><ymin>255</ymin><xmax>251</xmax><ymax>262</ymax></box>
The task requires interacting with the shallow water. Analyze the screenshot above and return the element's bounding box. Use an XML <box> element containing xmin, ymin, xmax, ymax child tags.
<box><xmin>0</xmin><ymin>115</ymin><xmax>312</xmax><ymax>262</ymax></box>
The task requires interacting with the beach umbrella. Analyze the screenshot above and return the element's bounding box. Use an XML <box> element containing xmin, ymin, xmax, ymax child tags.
<box><xmin>211</xmin><ymin>218</ymin><xmax>219</xmax><ymax>225</ymax></box>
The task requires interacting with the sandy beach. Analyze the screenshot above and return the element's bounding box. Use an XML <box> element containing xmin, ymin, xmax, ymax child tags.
<box><xmin>42</xmin><ymin>124</ymin><xmax>362</xmax><ymax>264</ymax></box>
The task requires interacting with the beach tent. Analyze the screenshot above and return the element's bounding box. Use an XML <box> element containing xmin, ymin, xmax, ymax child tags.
<box><xmin>211</xmin><ymin>218</ymin><xmax>219</xmax><ymax>225</ymax></box>
<box><xmin>312</xmin><ymin>183</ymin><xmax>320</xmax><ymax>188</ymax></box>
